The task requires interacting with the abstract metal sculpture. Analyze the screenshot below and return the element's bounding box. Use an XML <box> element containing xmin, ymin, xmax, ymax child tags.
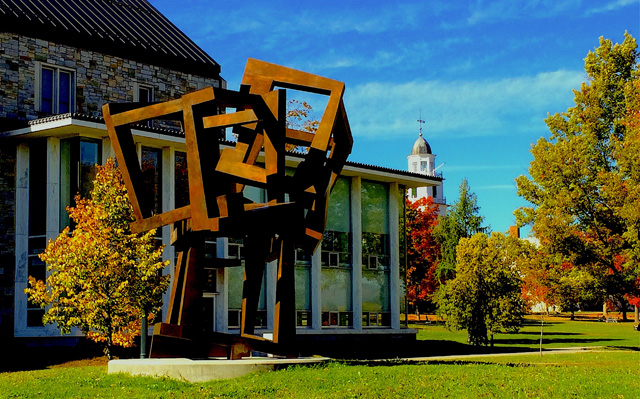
<box><xmin>103</xmin><ymin>59</ymin><xmax>353</xmax><ymax>358</ymax></box>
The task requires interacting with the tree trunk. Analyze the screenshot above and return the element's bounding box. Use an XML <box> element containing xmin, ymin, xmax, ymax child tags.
<box><xmin>603</xmin><ymin>303</ymin><xmax>608</xmax><ymax>319</ymax></box>
<box><xmin>105</xmin><ymin>337</ymin><xmax>112</xmax><ymax>361</ymax></box>
<box><xmin>635</xmin><ymin>305</ymin><xmax>639</xmax><ymax>324</ymax></box>
<box><xmin>621</xmin><ymin>305</ymin><xmax>627</xmax><ymax>322</ymax></box>
<box><xmin>140</xmin><ymin>311</ymin><xmax>148</xmax><ymax>359</ymax></box>
<box><xmin>490</xmin><ymin>332</ymin><xmax>494</xmax><ymax>347</ymax></box>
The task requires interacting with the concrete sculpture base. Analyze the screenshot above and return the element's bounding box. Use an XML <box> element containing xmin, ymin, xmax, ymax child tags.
<box><xmin>108</xmin><ymin>357</ymin><xmax>328</xmax><ymax>382</ymax></box>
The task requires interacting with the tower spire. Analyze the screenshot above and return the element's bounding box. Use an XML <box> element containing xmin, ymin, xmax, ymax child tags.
<box><xmin>417</xmin><ymin>109</ymin><xmax>425</xmax><ymax>137</ymax></box>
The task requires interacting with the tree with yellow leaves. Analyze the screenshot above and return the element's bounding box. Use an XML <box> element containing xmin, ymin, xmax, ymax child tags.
<box><xmin>25</xmin><ymin>158</ymin><xmax>169</xmax><ymax>359</ymax></box>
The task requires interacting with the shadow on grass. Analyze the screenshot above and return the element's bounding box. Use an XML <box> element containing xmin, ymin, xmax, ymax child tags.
<box><xmin>303</xmin><ymin>339</ymin><xmax>547</xmax><ymax>360</ymax></box>
<box><xmin>339</xmin><ymin>358</ymin><xmax>537</xmax><ymax>368</ymax></box>
<box><xmin>608</xmin><ymin>346</ymin><xmax>640</xmax><ymax>351</ymax></box>
<box><xmin>491</xmin><ymin>337</ymin><xmax>621</xmax><ymax>346</ymax></box>
<box><xmin>0</xmin><ymin>338</ymin><xmax>135</xmax><ymax>373</ymax></box>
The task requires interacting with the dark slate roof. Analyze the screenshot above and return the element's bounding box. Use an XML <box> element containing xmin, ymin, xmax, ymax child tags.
<box><xmin>0</xmin><ymin>0</ymin><xmax>221</xmax><ymax>79</ymax></box>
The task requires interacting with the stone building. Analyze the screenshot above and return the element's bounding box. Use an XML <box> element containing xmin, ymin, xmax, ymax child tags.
<box><xmin>0</xmin><ymin>0</ymin><xmax>442</xmax><ymax>349</ymax></box>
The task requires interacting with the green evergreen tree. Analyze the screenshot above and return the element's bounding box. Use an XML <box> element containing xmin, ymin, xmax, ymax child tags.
<box><xmin>434</xmin><ymin>178</ymin><xmax>487</xmax><ymax>280</ymax></box>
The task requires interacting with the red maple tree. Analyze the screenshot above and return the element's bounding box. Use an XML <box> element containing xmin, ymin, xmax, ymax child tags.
<box><xmin>405</xmin><ymin>196</ymin><xmax>441</xmax><ymax>310</ymax></box>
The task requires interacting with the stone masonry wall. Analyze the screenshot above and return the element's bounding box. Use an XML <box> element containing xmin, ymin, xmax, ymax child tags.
<box><xmin>0</xmin><ymin>32</ymin><xmax>222</xmax><ymax>123</ymax></box>
<box><xmin>0</xmin><ymin>31</ymin><xmax>222</xmax><ymax>338</ymax></box>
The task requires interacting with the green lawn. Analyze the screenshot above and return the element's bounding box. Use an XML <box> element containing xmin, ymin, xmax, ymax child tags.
<box><xmin>1</xmin><ymin>314</ymin><xmax>638</xmax><ymax>398</ymax></box>
<box><xmin>2</xmin><ymin>351</ymin><xmax>639</xmax><ymax>398</ymax></box>
<box><xmin>412</xmin><ymin>314</ymin><xmax>640</xmax><ymax>350</ymax></box>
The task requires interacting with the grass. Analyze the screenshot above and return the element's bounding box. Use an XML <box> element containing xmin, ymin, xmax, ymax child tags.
<box><xmin>1</xmin><ymin>313</ymin><xmax>638</xmax><ymax>398</ymax></box>
<box><xmin>2</xmin><ymin>351</ymin><xmax>639</xmax><ymax>398</ymax></box>
<box><xmin>412</xmin><ymin>313</ymin><xmax>640</xmax><ymax>352</ymax></box>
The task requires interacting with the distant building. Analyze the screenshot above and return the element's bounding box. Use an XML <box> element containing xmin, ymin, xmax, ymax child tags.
<box><xmin>407</xmin><ymin>132</ymin><xmax>446</xmax><ymax>215</ymax></box>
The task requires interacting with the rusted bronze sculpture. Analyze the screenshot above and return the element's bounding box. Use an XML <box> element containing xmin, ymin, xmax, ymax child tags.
<box><xmin>103</xmin><ymin>59</ymin><xmax>353</xmax><ymax>359</ymax></box>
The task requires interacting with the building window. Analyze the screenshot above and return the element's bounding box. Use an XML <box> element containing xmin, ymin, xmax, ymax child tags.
<box><xmin>27</xmin><ymin>141</ymin><xmax>47</xmax><ymax>327</ymax></box>
<box><xmin>362</xmin><ymin>312</ymin><xmax>391</xmax><ymax>327</ymax></box>
<box><xmin>37</xmin><ymin>64</ymin><xmax>75</xmax><ymax>114</ymax></box>
<box><xmin>60</xmin><ymin>138</ymin><xmax>102</xmax><ymax>230</ymax></box>
<box><xmin>321</xmin><ymin>311</ymin><xmax>353</xmax><ymax>327</ymax></box>
<box><xmin>433</xmin><ymin>186</ymin><xmax>437</xmax><ymax>198</ymax></box>
<box><xmin>321</xmin><ymin>231</ymin><xmax>351</xmax><ymax>268</ymax></box>
<box><xmin>175</xmin><ymin>151</ymin><xmax>189</xmax><ymax>208</ymax></box>
<box><xmin>141</xmin><ymin>147</ymin><xmax>162</xmax><ymax>217</ymax></box>
<box><xmin>136</xmin><ymin>85</ymin><xmax>153</xmax><ymax>103</ymax></box>
<box><xmin>362</xmin><ymin>232</ymin><xmax>390</xmax><ymax>270</ymax></box>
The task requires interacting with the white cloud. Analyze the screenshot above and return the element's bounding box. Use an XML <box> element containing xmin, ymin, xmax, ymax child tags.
<box><xmin>344</xmin><ymin>70</ymin><xmax>585</xmax><ymax>139</ymax></box>
<box><xmin>584</xmin><ymin>0</ymin><xmax>638</xmax><ymax>16</ymax></box>
<box><xmin>466</xmin><ymin>0</ymin><xmax>580</xmax><ymax>25</ymax></box>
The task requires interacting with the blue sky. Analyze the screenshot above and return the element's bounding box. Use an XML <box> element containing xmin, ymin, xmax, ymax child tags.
<box><xmin>151</xmin><ymin>0</ymin><xmax>639</xmax><ymax>235</ymax></box>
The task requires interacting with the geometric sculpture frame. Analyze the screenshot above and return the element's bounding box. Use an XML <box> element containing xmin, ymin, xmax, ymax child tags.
<box><xmin>102</xmin><ymin>58</ymin><xmax>353</xmax><ymax>359</ymax></box>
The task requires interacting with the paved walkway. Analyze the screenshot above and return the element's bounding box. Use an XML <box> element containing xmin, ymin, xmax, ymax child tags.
<box><xmin>400</xmin><ymin>346</ymin><xmax>604</xmax><ymax>362</ymax></box>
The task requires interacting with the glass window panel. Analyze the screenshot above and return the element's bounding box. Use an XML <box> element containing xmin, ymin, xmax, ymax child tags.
<box><xmin>321</xmin><ymin>267</ymin><xmax>352</xmax><ymax>313</ymax></box>
<box><xmin>58</xmin><ymin>71</ymin><xmax>71</xmax><ymax>113</ymax></box>
<box><xmin>28</xmin><ymin>263</ymin><xmax>46</xmax><ymax>283</ymax></box>
<box><xmin>297</xmin><ymin>311</ymin><xmax>309</xmax><ymax>327</ymax></box>
<box><xmin>202</xmin><ymin>297</ymin><xmax>214</xmax><ymax>333</ymax></box>
<box><xmin>79</xmin><ymin>141</ymin><xmax>99</xmax><ymax>199</ymax></box>
<box><xmin>362</xmin><ymin>270</ymin><xmax>391</xmax><ymax>312</ymax></box>
<box><xmin>141</xmin><ymin>147</ymin><xmax>162</xmax><ymax>216</ymax></box>
<box><xmin>227</xmin><ymin>266</ymin><xmax>244</xmax><ymax>310</ymax></box>
<box><xmin>369</xmin><ymin>312</ymin><xmax>378</xmax><ymax>326</ymax></box>
<box><xmin>295</xmin><ymin>265</ymin><xmax>311</xmax><ymax>310</ymax></box>
<box><xmin>27</xmin><ymin>309</ymin><xmax>45</xmax><ymax>327</ymax></box>
<box><xmin>60</xmin><ymin>140</ymin><xmax>72</xmax><ymax>229</ymax></box>
<box><xmin>256</xmin><ymin>310</ymin><xmax>267</xmax><ymax>328</ymax></box>
<box><xmin>339</xmin><ymin>312</ymin><xmax>352</xmax><ymax>327</ymax></box>
<box><xmin>326</xmin><ymin>177</ymin><xmax>350</xmax><ymax>233</ymax></box>
<box><xmin>28</xmin><ymin>141</ymin><xmax>47</xmax><ymax>236</ymax></box>
<box><xmin>243</xmin><ymin>185</ymin><xmax>264</xmax><ymax>203</ymax></box>
<box><xmin>28</xmin><ymin>237</ymin><xmax>46</xmax><ymax>254</ymax></box>
<box><xmin>295</xmin><ymin>248</ymin><xmax>311</xmax><ymax>266</ymax></box>
<box><xmin>41</xmin><ymin>68</ymin><xmax>53</xmax><ymax>113</ymax></box>
<box><xmin>362</xmin><ymin>181</ymin><xmax>388</xmax><ymax>234</ymax></box>
<box><xmin>174</xmin><ymin>151</ymin><xmax>189</xmax><ymax>207</ymax></box>
<box><xmin>139</xmin><ymin>86</ymin><xmax>152</xmax><ymax>103</ymax></box>
<box><xmin>203</xmin><ymin>268</ymin><xmax>217</xmax><ymax>293</ymax></box>
<box><xmin>228</xmin><ymin>310</ymin><xmax>240</xmax><ymax>328</ymax></box>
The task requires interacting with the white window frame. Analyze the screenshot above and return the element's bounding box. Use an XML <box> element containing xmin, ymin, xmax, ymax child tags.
<box><xmin>35</xmin><ymin>62</ymin><xmax>76</xmax><ymax>114</ymax></box>
<box><xmin>134</xmin><ymin>83</ymin><xmax>154</xmax><ymax>103</ymax></box>
<box><xmin>328</xmin><ymin>252</ymin><xmax>339</xmax><ymax>267</ymax></box>
<box><xmin>367</xmin><ymin>255</ymin><xmax>379</xmax><ymax>270</ymax></box>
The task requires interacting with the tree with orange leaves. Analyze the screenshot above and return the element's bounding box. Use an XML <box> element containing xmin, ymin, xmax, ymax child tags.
<box><xmin>516</xmin><ymin>33</ymin><xmax>640</xmax><ymax>320</ymax></box>
<box><xmin>25</xmin><ymin>158</ymin><xmax>169</xmax><ymax>359</ymax></box>
<box><xmin>405</xmin><ymin>196</ymin><xmax>441</xmax><ymax>312</ymax></box>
